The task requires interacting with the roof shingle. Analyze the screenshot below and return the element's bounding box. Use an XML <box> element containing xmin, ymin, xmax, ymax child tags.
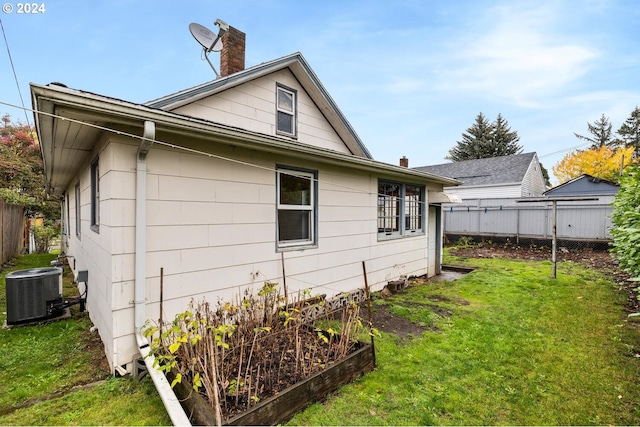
<box><xmin>413</xmin><ymin>152</ymin><xmax>536</xmax><ymax>186</ymax></box>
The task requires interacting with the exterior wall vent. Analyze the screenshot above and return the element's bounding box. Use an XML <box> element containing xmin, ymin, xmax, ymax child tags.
<box><xmin>5</xmin><ymin>267</ymin><xmax>63</xmax><ymax>324</ymax></box>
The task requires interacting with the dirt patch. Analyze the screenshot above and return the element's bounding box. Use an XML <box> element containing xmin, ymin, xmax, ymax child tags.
<box><xmin>363</xmin><ymin>278</ymin><xmax>467</xmax><ymax>339</ymax></box>
<box><xmin>365</xmin><ymin>303</ymin><xmax>431</xmax><ymax>339</ymax></box>
<box><xmin>81</xmin><ymin>322</ymin><xmax>111</xmax><ymax>379</ymax></box>
<box><xmin>361</xmin><ymin>245</ymin><xmax>639</xmax><ymax>341</ymax></box>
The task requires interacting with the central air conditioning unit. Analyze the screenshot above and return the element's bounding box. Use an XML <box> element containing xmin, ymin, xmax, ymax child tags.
<box><xmin>5</xmin><ymin>267</ymin><xmax>64</xmax><ymax>325</ymax></box>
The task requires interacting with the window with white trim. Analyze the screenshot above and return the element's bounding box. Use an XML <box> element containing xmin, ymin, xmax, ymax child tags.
<box><xmin>377</xmin><ymin>181</ymin><xmax>424</xmax><ymax>238</ymax></box>
<box><xmin>277</xmin><ymin>167</ymin><xmax>316</xmax><ymax>248</ymax></box>
<box><xmin>276</xmin><ymin>85</ymin><xmax>296</xmax><ymax>136</ymax></box>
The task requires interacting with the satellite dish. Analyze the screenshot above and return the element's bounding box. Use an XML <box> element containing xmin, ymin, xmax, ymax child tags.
<box><xmin>189</xmin><ymin>23</ymin><xmax>222</xmax><ymax>52</ymax></box>
<box><xmin>188</xmin><ymin>19</ymin><xmax>229</xmax><ymax>78</ymax></box>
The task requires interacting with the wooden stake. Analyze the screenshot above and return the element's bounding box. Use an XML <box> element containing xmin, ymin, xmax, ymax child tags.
<box><xmin>361</xmin><ymin>261</ymin><xmax>376</xmax><ymax>367</ymax></box>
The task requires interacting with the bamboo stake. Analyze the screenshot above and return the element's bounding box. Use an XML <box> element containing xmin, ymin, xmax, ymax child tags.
<box><xmin>159</xmin><ymin>267</ymin><xmax>164</xmax><ymax>331</ymax></box>
<box><xmin>281</xmin><ymin>252</ymin><xmax>288</xmax><ymax>308</ymax></box>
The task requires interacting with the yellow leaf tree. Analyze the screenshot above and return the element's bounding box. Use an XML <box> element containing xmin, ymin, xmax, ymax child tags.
<box><xmin>552</xmin><ymin>145</ymin><xmax>635</xmax><ymax>184</ymax></box>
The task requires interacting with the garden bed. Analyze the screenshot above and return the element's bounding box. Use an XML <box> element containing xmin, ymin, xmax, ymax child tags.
<box><xmin>145</xmin><ymin>283</ymin><xmax>375</xmax><ymax>425</ymax></box>
<box><xmin>168</xmin><ymin>339</ymin><xmax>375</xmax><ymax>426</ymax></box>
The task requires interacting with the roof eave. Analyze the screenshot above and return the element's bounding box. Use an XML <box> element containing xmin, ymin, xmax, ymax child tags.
<box><xmin>31</xmin><ymin>83</ymin><xmax>460</xmax><ymax>192</ymax></box>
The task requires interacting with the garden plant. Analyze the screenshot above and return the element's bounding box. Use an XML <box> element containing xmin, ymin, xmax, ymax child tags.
<box><xmin>143</xmin><ymin>283</ymin><xmax>371</xmax><ymax>423</ymax></box>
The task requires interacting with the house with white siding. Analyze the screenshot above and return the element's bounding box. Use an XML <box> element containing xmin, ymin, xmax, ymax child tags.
<box><xmin>414</xmin><ymin>152</ymin><xmax>546</xmax><ymax>200</ymax></box>
<box><xmin>31</xmin><ymin>27</ymin><xmax>459</xmax><ymax>376</ymax></box>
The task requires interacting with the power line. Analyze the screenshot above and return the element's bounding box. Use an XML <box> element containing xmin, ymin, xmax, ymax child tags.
<box><xmin>0</xmin><ymin>99</ymin><xmax>443</xmax><ymax>208</ymax></box>
<box><xmin>538</xmin><ymin>141</ymin><xmax>591</xmax><ymax>160</ymax></box>
<box><xmin>0</xmin><ymin>17</ymin><xmax>31</xmax><ymax>128</ymax></box>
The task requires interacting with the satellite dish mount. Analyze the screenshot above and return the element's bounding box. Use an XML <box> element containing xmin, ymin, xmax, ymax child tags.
<box><xmin>189</xmin><ymin>18</ymin><xmax>229</xmax><ymax>78</ymax></box>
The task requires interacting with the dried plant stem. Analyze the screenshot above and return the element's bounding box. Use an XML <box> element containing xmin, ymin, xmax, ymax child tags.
<box><xmin>235</xmin><ymin>336</ymin><xmax>244</xmax><ymax>406</ymax></box>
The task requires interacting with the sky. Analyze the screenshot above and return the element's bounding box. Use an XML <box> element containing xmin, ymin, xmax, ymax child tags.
<box><xmin>1</xmin><ymin>0</ymin><xmax>639</xmax><ymax>184</ymax></box>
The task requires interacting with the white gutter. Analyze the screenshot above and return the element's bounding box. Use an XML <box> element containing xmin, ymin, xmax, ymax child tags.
<box><xmin>134</xmin><ymin>120</ymin><xmax>191</xmax><ymax>426</ymax></box>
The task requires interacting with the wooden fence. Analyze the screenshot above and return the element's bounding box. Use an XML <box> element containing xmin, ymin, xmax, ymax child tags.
<box><xmin>1</xmin><ymin>200</ymin><xmax>25</xmax><ymax>265</ymax></box>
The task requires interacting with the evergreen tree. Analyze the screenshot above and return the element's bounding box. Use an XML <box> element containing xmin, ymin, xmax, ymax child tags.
<box><xmin>490</xmin><ymin>113</ymin><xmax>523</xmax><ymax>157</ymax></box>
<box><xmin>447</xmin><ymin>112</ymin><xmax>523</xmax><ymax>161</ymax></box>
<box><xmin>447</xmin><ymin>112</ymin><xmax>494</xmax><ymax>161</ymax></box>
<box><xmin>574</xmin><ymin>113</ymin><xmax>615</xmax><ymax>149</ymax></box>
<box><xmin>616</xmin><ymin>106</ymin><xmax>640</xmax><ymax>159</ymax></box>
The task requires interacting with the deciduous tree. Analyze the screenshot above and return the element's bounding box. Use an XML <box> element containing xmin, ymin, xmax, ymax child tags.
<box><xmin>551</xmin><ymin>145</ymin><xmax>634</xmax><ymax>184</ymax></box>
<box><xmin>0</xmin><ymin>113</ymin><xmax>59</xmax><ymax>219</ymax></box>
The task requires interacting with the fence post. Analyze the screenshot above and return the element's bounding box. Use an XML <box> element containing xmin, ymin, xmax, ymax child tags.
<box><xmin>1</xmin><ymin>199</ymin><xmax>4</xmax><ymax>264</ymax></box>
<box><xmin>551</xmin><ymin>200</ymin><xmax>557</xmax><ymax>279</ymax></box>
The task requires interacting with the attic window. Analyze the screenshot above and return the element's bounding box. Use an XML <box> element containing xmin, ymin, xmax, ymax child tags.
<box><xmin>276</xmin><ymin>84</ymin><xmax>296</xmax><ymax>137</ymax></box>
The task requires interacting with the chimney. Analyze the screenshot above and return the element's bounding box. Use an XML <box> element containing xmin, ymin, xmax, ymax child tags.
<box><xmin>400</xmin><ymin>156</ymin><xmax>409</xmax><ymax>168</ymax></box>
<box><xmin>220</xmin><ymin>26</ymin><xmax>246</xmax><ymax>77</ymax></box>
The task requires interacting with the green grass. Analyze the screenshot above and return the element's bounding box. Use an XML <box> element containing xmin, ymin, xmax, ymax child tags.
<box><xmin>0</xmin><ymin>254</ymin><xmax>170</xmax><ymax>426</ymax></box>
<box><xmin>3</xmin><ymin>250</ymin><xmax>640</xmax><ymax>425</ymax></box>
<box><xmin>288</xmin><ymin>251</ymin><xmax>640</xmax><ymax>426</ymax></box>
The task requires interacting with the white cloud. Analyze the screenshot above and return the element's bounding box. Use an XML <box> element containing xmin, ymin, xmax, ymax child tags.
<box><xmin>434</xmin><ymin>3</ymin><xmax>598</xmax><ymax>107</ymax></box>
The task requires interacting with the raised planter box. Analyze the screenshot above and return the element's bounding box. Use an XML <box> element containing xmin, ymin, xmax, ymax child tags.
<box><xmin>168</xmin><ymin>340</ymin><xmax>375</xmax><ymax>426</ymax></box>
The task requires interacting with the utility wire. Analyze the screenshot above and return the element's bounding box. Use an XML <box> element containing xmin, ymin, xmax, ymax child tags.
<box><xmin>538</xmin><ymin>141</ymin><xmax>591</xmax><ymax>159</ymax></box>
<box><xmin>0</xmin><ymin>17</ymin><xmax>31</xmax><ymax>128</ymax></box>
<box><xmin>0</xmin><ymin>99</ymin><xmax>441</xmax><ymax>208</ymax></box>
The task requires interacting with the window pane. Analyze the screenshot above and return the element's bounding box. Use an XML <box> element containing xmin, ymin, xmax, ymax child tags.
<box><xmin>377</xmin><ymin>182</ymin><xmax>400</xmax><ymax>233</ymax></box>
<box><xmin>280</xmin><ymin>172</ymin><xmax>311</xmax><ymax>205</ymax></box>
<box><xmin>405</xmin><ymin>185</ymin><xmax>422</xmax><ymax>232</ymax></box>
<box><xmin>277</xmin><ymin>111</ymin><xmax>293</xmax><ymax>134</ymax></box>
<box><xmin>75</xmin><ymin>182</ymin><xmax>81</xmax><ymax>236</ymax></box>
<box><xmin>277</xmin><ymin>89</ymin><xmax>293</xmax><ymax>112</ymax></box>
<box><xmin>91</xmin><ymin>160</ymin><xmax>99</xmax><ymax>227</ymax></box>
<box><xmin>278</xmin><ymin>210</ymin><xmax>311</xmax><ymax>242</ymax></box>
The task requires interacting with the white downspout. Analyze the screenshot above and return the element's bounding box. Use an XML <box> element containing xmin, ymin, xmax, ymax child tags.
<box><xmin>135</xmin><ymin>120</ymin><xmax>191</xmax><ymax>426</ymax></box>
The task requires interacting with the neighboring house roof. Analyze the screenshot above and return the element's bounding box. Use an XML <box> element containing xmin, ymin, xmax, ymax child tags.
<box><xmin>146</xmin><ymin>52</ymin><xmax>372</xmax><ymax>159</ymax></box>
<box><xmin>413</xmin><ymin>152</ymin><xmax>537</xmax><ymax>186</ymax></box>
<box><xmin>544</xmin><ymin>174</ymin><xmax>619</xmax><ymax>196</ymax></box>
<box><xmin>31</xmin><ymin>53</ymin><xmax>460</xmax><ymax>196</ymax></box>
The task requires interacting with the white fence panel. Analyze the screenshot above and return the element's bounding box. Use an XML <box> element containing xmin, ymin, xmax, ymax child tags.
<box><xmin>444</xmin><ymin>198</ymin><xmax>613</xmax><ymax>243</ymax></box>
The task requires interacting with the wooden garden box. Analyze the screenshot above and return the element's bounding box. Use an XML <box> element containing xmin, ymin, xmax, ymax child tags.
<box><xmin>168</xmin><ymin>340</ymin><xmax>375</xmax><ymax>426</ymax></box>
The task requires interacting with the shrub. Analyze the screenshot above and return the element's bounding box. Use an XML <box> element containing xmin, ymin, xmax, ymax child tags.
<box><xmin>610</xmin><ymin>166</ymin><xmax>640</xmax><ymax>279</ymax></box>
<box><xmin>32</xmin><ymin>219</ymin><xmax>60</xmax><ymax>254</ymax></box>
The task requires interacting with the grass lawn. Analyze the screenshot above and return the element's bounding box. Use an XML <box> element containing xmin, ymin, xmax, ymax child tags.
<box><xmin>0</xmin><ymin>253</ymin><xmax>171</xmax><ymax>426</ymax></box>
<box><xmin>288</xmin><ymin>251</ymin><xmax>640</xmax><ymax>426</ymax></box>
<box><xmin>1</xmin><ymin>249</ymin><xmax>639</xmax><ymax>425</ymax></box>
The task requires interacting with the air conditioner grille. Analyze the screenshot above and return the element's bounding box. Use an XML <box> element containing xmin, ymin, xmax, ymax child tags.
<box><xmin>5</xmin><ymin>267</ymin><xmax>62</xmax><ymax>324</ymax></box>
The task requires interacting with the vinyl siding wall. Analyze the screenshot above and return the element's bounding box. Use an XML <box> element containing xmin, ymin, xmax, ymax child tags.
<box><xmin>172</xmin><ymin>69</ymin><xmax>351</xmax><ymax>155</ymax></box>
<box><xmin>443</xmin><ymin>183</ymin><xmax>523</xmax><ymax>199</ymax></box>
<box><xmin>62</xmin><ymin>133</ymin><xmax>118</xmax><ymax>368</ymax></box>
<box><xmin>66</xmin><ymin>133</ymin><xmax>439</xmax><ymax>371</ymax></box>
<box><xmin>521</xmin><ymin>156</ymin><xmax>546</xmax><ymax>197</ymax></box>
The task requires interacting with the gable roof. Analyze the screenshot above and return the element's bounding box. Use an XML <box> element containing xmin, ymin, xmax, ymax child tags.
<box><xmin>146</xmin><ymin>52</ymin><xmax>372</xmax><ymax>159</ymax></box>
<box><xmin>31</xmin><ymin>80</ymin><xmax>460</xmax><ymax>196</ymax></box>
<box><xmin>413</xmin><ymin>152</ymin><xmax>537</xmax><ymax>187</ymax></box>
<box><xmin>544</xmin><ymin>173</ymin><xmax>619</xmax><ymax>196</ymax></box>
